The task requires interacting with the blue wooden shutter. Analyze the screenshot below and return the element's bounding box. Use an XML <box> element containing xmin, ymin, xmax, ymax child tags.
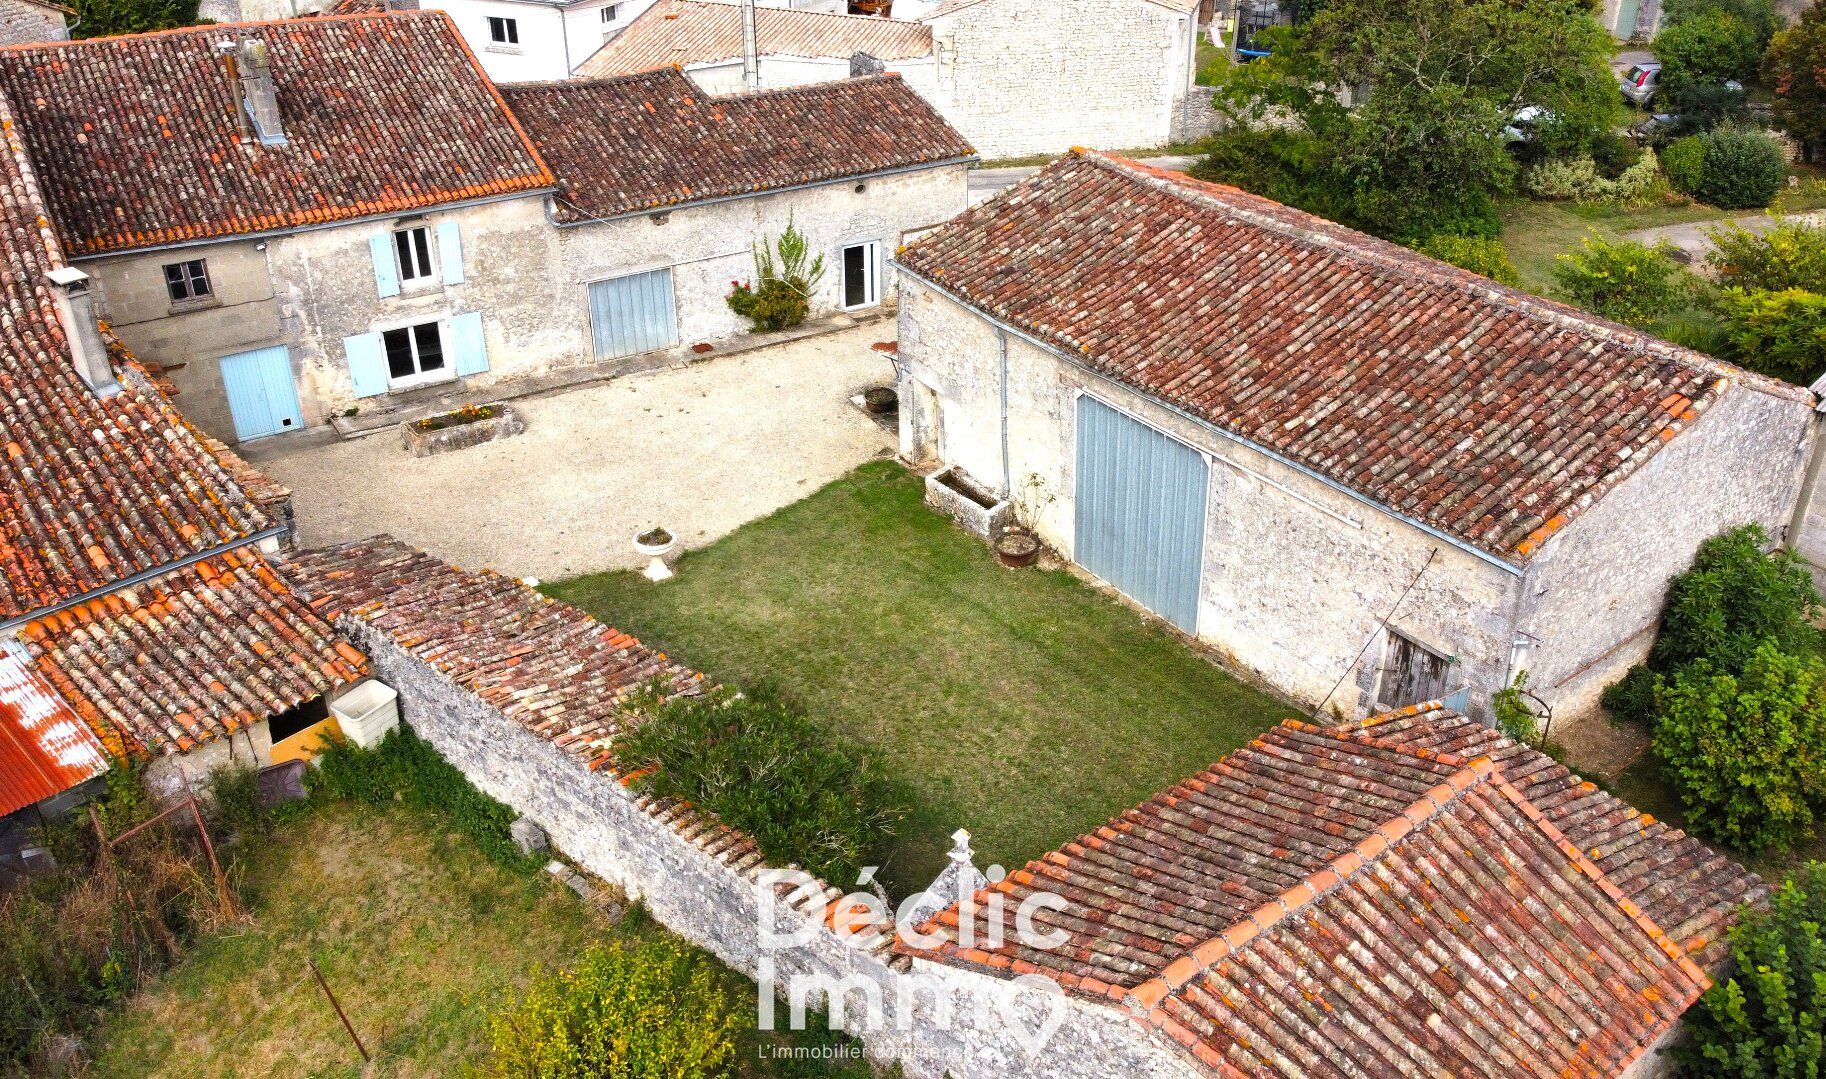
<box><xmin>368</xmin><ymin>234</ymin><xmax>400</xmax><ymax>298</ymax></box>
<box><xmin>344</xmin><ymin>332</ymin><xmax>389</xmax><ymax>398</ymax></box>
<box><xmin>451</xmin><ymin>311</ymin><xmax>489</xmax><ymax>376</ymax></box>
<box><xmin>437</xmin><ymin>221</ymin><xmax>464</xmax><ymax>285</ymax></box>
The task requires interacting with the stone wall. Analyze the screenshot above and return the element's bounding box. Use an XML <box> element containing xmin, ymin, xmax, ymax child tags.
<box><xmin>895</xmin><ymin>277</ymin><xmax>1523</xmax><ymax>723</ymax></box>
<box><xmin>0</xmin><ymin>0</ymin><xmax>65</xmax><ymax>44</ymax></box>
<box><xmin>143</xmin><ymin>720</ymin><xmax>273</xmax><ymax>800</ymax></box>
<box><xmin>918</xmin><ymin>0</ymin><xmax>1195</xmax><ymax>157</ymax></box>
<box><xmin>329</xmin><ymin>602</ymin><xmax>1200</xmax><ymax>1079</ymax></box>
<box><xmin>1520</xmin><ymin>381</ymin><xmax>1816</xmax><ymax>726</ymax></box>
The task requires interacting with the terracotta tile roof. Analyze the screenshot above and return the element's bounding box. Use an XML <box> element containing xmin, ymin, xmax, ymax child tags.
<box><xmin>0</xmin><ymin>80</ymin><xmax>273</xmax><ymax>623</ymax></box>
<box><xmin>900</xmin><ymin>715</ymin><xmax>1752</xmax><ymax>1078</ymax></box>
<box><xmin>19</xmin><ymin>548</ymin><xmax>367</xmax><ymax>758</ymax></box>
<box><xmin>282</xmin><ymin>535</ymin><xmax>705</xmax><ymax>770</ymax></box>
<box><xmin>1337</xmin><ymin>702</ymin><xmax>1765</xmax><ymax>969</ymax></box>
<box><xmin>577</xmin><ymin>0</ymin><xmax>931</xmax><ymax>76</ymax></box>
<box><xmin>0</xmin><ymin>12</ymin><xmax>554</xmax><ymax>257</ymax></box>
<box><xmin>0</xmin><ymin>640</ymin><xmax>108</xmax><ymax>816</ymax></box>
<box><xmin>499</xmin><ymin>68</ymin><xmax>972</xmax><ymax>223</ymax></box>
<box><xmin>897</xmin><ymin>151</ymin><xmax>1813</xmax><ymax>560</ymax></box>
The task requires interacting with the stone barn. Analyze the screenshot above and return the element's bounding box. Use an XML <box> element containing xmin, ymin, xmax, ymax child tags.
<box><xmin>893</xmin><ymin>151</ymin><xmax>1819</xmax><ymax>732</ymax></box>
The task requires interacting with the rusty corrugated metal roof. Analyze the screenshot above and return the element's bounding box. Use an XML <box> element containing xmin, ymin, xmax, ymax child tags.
<box><xmin>0</xmin><ymin>640</ymin><xmax>108</xmax><ymax>817</ymax></box>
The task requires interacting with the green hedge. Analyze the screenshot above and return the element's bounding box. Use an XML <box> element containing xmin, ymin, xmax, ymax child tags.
<box><xmin>313</xmin><ymin>725</ymin><xmax>530</xmax><ymax>868</ymax></box>
<box><xmin>1685</xmin><ymin>862</ymin><xmax>1826</xmax><ymax>1075</ymax></box>
<box><xmin>1694</xmin><ymin>128</ymin><xmax>1788</xmax><ymax>209</ymax></box>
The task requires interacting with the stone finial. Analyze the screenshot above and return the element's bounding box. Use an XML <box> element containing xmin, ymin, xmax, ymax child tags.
<box><xmin>949</xmin><ymin>828</ymin><xmax>974</xmax><ymax>865</ymax></box>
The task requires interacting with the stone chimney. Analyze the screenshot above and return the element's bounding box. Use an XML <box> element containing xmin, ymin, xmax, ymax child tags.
<box><xmin>222</xmin><ymin>36</ymin><xmax>285</xmax><ymax>146</ymax></box>
<box><xmin>45</xmin><ymin>267</ymin><xmax>119</xmax><ymax>398</ymax></box>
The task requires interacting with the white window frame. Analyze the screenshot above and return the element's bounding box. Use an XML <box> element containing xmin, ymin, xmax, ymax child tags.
<box><xmin>600</xmin><ymin>2</ymin><xmax>620</xmax><ymax>22</ymax></box>
<box><xmin>380</xmin><ymin>318</ymin><xmax>453</xmax><ymax>390</ymax></box>
<box><xmin>486</xmin><ymin>15</ymin><xmax>520</xmax><ymax>44</ymax></box>
<box><xmin>839</xmin><ymin>240</ymin><xmax>881</xmax><ymax>311</ymax></box>
<box><xmin>394</xmin><ymin>225</ymin><xmax>436</xmax><ymax>289</ymax></box>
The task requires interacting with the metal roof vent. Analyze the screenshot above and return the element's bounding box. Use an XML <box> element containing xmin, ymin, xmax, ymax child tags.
<box><xmin>218</xmin><ymin>36</ymin><xmax>286</xmax><ymax>147</ymax></box>
<box><xmin>45</xmin><ymin>267</ymin><xmax>119</xmax><ymax>398</ymax></box>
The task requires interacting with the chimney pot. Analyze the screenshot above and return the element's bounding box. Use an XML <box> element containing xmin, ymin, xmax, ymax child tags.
<box><xmin>233</xmin><ymin>35</ymin><xmax>286</xmax><ymax>147</ymax></box>
<box><xmin>45</xmin><ymin>267</ymin><xmax>119</xmax><ymax>398</ymax></box>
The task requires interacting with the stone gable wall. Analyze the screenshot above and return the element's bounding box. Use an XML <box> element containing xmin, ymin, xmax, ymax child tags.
<box><xmin>330</xmin><ymin>610</ymin><xmax>1198</xmax><ymax>1079</ymax></box>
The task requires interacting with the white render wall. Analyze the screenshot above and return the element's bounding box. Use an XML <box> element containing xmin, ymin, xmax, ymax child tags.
<box><xmin>419</xmin><ymin>0</ymin><xmax>624</xmax><ymax>82</ymax></box>
<box><xmin>551</xmin><ymin>164</ymin><xmax>968</xmax><ymax>362</ymax></box>
<box><xmin>1518</xmin><ymin>381</ymin><xmax>1816</xmax><ymax>719</ymax></box>
<box><xmin>895</xmin><ymin>278</ymin><xmax>1523</xmax><ymax>724</ymax></box>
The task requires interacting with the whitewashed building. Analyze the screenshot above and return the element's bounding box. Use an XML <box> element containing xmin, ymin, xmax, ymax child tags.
<box><xmin>896</xmin><ymin>151</ymin><xmax>1819</xmax><ymax>732</ymax></box>
<box><xmin>581</xmin><ymin>0</ymin><xmax>1206</xmax><ymax>157</ymax></box>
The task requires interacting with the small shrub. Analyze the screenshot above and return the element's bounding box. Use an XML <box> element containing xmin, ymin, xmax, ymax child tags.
<box><xmin>1524</xmin><ymin>151</ymin><xmax>1663</xmax><ymax>204</ymax></box>
<box><xmin>314</xmin><ymin>725</ymin><xmax>529</xmax><ymax>867</ymax></box>
<box><xmin>1651</xmin><ymin>523</ymin><xmax>1822</xmax><ymax>674</ymax></box>
<box><xmin>1655</xmin><ymin>641</ymin><xmax>1826</xmax><ymax>851</ymax></box>
<box><xmin>1684</xmin><ymin>862</ymin><xmax>1826</xmax><ymax>1076</ymax></box>
<box><xmin>1714</xmin><ymin>287</ymin><xmax>1826</xmax><ymax>385</ymax></box>
<box><xmin>1694</xmin><ymin>128</ymin><xmax>1789</xmax><ymax>210</ymax></box>
<box><xmin>1706</xmin><ymin>220</ymin><xmax>1826</xmax><ymax>292</ymax></box>
<box><xmin>1664</xmin><ymin>135</ymin><xmax>1710</xmax><ymax>194</ymax></box>
<box><xmin>204</xmin><ymin>764</ymin><xmax>271</xmax><ymax>840</ymax></box>
<box><xmin>1552</xmin><ymin>234</ymin><xmax>1691</xmax><ymax>327</ymax></box>
<box><xmin>726</xmin><ymin>221</ymin><xmax>825</xmax><ymax>333</ymax></box>
<box><xmin>1492</xmin><ymin>672</ymin><xmax>1540</xmax><ymax>744</ymax></box>
<box><xmin>487</xmin><ymin>939</ymin><xmax>739</xmax><ymax>1079</ymax></box>
<box><xmin>1412</xmin><ymin>233</ymin><xmax>1521</xmax><ymax>285</ymax></box>
<box><xmin>1600</xmin><ymin>664</ymin><xmax>1664</xmax><ymax>726</ymax></box>
<box><xmin>615</xmin><ymin>686</ymin><xmax>901</xmax><ymax>886</ymax></box>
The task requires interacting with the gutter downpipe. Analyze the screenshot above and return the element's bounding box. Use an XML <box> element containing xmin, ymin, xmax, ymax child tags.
<box><xmin>1783</xmin><ymin>379</ymin><xmax>1826</xmax><ymax>559</ymax></box>
<box><xmin>997</xmin><ymin>327</ymin><xmax>1011</xmax><ymax>499</ymax></box>
<box><xmin>894</xmin><ymin>263</ymin><xmax>1524</xmax><ymax>579</ymax></box>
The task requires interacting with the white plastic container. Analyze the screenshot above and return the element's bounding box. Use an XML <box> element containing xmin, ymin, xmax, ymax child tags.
<box><xmin>329</xmin><ymin>679</ymin><xmax>400</xmax><ymax>749</ymax></box>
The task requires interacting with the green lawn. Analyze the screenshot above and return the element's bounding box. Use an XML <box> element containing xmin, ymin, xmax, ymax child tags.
<box><xmin>548</xmin><ymin>461</ymin><xmax>1298</xmax><ymax>892</ymax></box>
<box><xmin>84</xmin><ymin>803</ymin><xmax>861</xmax><ymax>1078</ymax></box>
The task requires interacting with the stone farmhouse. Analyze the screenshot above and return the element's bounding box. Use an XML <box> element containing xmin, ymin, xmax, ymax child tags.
<box><xmin>894</xmin><ymin>151</ymin><xmax>1820</xmax><ymax>733</ymax></box>
<box><xmin>0</xmin><ymin>70</ymin><xmax>373</xmax><ymax>804</ymax></box>
<box><xmin>0</xmin><ymin>0</ymin><xmax>66</xmax><ymax>44</ymax></box>
<box><xmin>0</xmin><ymin>12</ymin><xmax>972</xmax><ymax>445</ymax></box>
<box><xmin>580</xmin><ymin>0</ymin><xmax>1210</xmax><ymax>157</ymax></box>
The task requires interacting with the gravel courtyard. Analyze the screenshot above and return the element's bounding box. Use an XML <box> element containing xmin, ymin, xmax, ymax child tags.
<box><xmin>246</xmin><ymin>324</ymin><xmax>898</xmax><ymax>580</ymax></box>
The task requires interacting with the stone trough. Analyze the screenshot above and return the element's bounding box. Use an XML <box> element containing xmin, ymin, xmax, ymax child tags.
<box><xmin>401</xmin><ymin>403</ymin><xmax>525</xmax><ymax>458</ymax></box>
<box><xmin>925</xmin><ymin>466</ymin><xmax>1009</xmax><ymax>540</ymax></box>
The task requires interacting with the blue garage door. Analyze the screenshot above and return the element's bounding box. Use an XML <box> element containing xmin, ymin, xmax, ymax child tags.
<box><xmin>589</xmin><ymin>268</ymin><xmax>678</xmax><ymax>360</ymax></box>
<box><xmin>1074</xmin><ymin>395</ymin><xmax>1209</xmax><ymax>632</ymax></box>
<box><xmin>219</xmin><ymin>345</ymin><xmax>303</xmax><ymax>442</ymax></box>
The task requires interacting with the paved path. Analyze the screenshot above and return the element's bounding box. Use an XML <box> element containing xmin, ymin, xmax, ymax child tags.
<box><xmin>968</xmin><ymin>155</ymin><xmax>1200</xmax><ymax>204</ymax></box>
<box><xmin>245</xmin><ymin>323</ymin><xmax>898</xmax><ymax>582</ymax></box>
<box><xmin>1623</xmin><ymin>210</ymin><xmax>1822</xmax><ymax>265</ymax></box>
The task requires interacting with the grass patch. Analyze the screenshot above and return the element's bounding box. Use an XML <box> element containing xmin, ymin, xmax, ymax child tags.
<box><xmin>81</xmin><ymin>803</ymin><xmax>865</xmax><ymax>1078</ymax></box>
<box><xmin>548</xmin><ymin>461</ymin><xmax>1297</xmax><ymax>893</ymax></box>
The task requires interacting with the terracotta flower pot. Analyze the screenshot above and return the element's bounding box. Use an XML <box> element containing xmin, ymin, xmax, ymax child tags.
<box><xmin>995</xmin><ymin>530</ymin><xmax>1040</xmax><ymax>568</ymax></box>
<box><xmin>863</xmin><ymin>386</ymin><xmax>899</xmax><ymax>414</ymax></box>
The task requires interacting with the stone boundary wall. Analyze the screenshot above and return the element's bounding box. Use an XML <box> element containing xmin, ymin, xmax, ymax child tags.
<box><xmin>331</xmin><ymin>614</ymin><xmax>1197</xmax><ymax>1079</ymax></box>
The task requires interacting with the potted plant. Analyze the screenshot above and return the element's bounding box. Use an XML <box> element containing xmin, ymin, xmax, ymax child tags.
<box><xmin>863</xmin><ymin>386</ymin><xmax>898</xmax><ymax>414</ymax></box>
<box><xmin>995</xmin><ymin>527</ymin><xmax>1040</xmax><ymax>568</ymax></box>
<box><xmin>633</xmin><ymin>527</ymin><xmax>677</xmax><ymax>582</ymax></box>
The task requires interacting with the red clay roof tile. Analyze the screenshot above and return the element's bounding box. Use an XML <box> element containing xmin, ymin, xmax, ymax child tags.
<box><xmin>578</xmin><ymin>0</ymin><xmax>932</xmax><ymax>77</ymax></box>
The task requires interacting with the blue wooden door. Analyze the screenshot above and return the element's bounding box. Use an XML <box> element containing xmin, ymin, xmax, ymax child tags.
<box><xmin>1614</xmin><ymin>0</ymin><xmax>1641</xmax><ymax>35</ymax></box>
<box><xmin>1074</xmin><ymin>396</ymin><xmax>1209</xmax><ymax>632</ymax></box>
<box><xmin>219</xmin><ymin>345</ymin><xmax>302</xmax><ymax>442</ymax></box>
<box><xmin>589</xmin><ymin>268</ymin><xmax>678</xmax><ymax>360</ymax></box>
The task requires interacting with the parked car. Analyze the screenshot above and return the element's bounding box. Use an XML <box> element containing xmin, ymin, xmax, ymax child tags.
<box><xmin>1502</xmin><ymin>105</ymin><xmax>1554</xmax><ymax>144</ymax></box>
<box><xmin>1620</xmin><ymin>62</ymin><xmax>1661</xmax><ymax>106</ymax></box>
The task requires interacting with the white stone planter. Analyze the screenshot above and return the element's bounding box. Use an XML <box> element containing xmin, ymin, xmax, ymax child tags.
<box><xmin>925</xmin><ymin>467</ymin><xmax>1010</xmax><ymax>541</ymax></box>
<box><xmin>633</xmin><ymin>529</ymin><xmax>677</xmax><ymax>582</ymax></box>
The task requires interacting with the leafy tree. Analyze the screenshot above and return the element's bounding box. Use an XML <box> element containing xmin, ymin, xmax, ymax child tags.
<box><xmin>1715</xmin><ymin>287</ymin><xmax>1826</xmax><ymax>385</ymax></box>
<box><xmin>487</xmin><ymin>940</ymin><xmax>739</xmax><ymax>1079</ymax></box>
<box><xmin>1655</xmin><ymin>641</ymin><xmax>1826</xmax><ymax>851</ymax></box>
<box><xmin>1684</xmin><ymin>863</ymin><xmax>1826</xmax><ymax>1077</ymax></box>
<box><xmin>1551</xmin><ymin>235</ymin><xmax>1691</xmax><ymax>327</ymax></box>
<box><xmin>1766</xmin><ymin>4</ymin><xmax>1826</xmax><ymax>163</ymax></box>
<box><xmin>1656</xmin><ymin>11</ymin><xmax>1764</xmax><ymax>87</ymax></box>
<box><xmin>1665</xmin><ymin>0</ymin><xmax>1781</xmax><ymax>49</ymax></box>
<box><xmin>1649</xmin><ymin>524</ymin><xmax>1821</xmax><ymax>674</ymax></box>
<box><xmin>1707</xmin><ymin>221</ymin><xmax>1826</xmax><ymax>293</ymax></box>
<box><xmin>1203</xmin><ymin>0</ymin><xmax>1619</xmax><ymax>241</ymax></box>
<box><xmin>68</xmin><ymin>0</ymin><xmax>202</xmax><ymax>38</ymax></box>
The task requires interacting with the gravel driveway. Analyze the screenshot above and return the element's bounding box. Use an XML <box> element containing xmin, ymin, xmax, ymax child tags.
<box><xmin>246</xmin><ymin>323</ymin><xmax>898</xmax><ymax>581</ymax></box>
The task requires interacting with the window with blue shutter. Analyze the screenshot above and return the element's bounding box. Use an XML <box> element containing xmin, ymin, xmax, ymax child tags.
<box><xmin>368</xmin><ymin>235</ymin><xmax>400</xmax><ymax>298</ymax></box>
<box><xmin>438</xmin><ymin>221</ymin><xmax>465</xmax><ymax>286</ymax></box>
<box><xmin>451</xmin><ymin>311</ymin><xmax>489</xmax><ymax>377</ymax></box>
<box><xmin>344</xmin><ymin>332</ymin><xmax>389</xmax><ymax>397</ymax></box>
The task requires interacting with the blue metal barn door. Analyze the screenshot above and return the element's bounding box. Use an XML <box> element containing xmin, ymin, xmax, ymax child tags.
<box><xmin>589</xmin><ymin>268</ymin><xmax>678</xmax><ymax>360</ymax></box>
<box><xmin>1074</xmin><ymin>395</ymin><xmax>1209</xmax><ymax>632</ymax></box>
<box><xmin>218</xmin><ymin>345</ymin><xmax>302</xmax><ymax>442</ymax></box>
